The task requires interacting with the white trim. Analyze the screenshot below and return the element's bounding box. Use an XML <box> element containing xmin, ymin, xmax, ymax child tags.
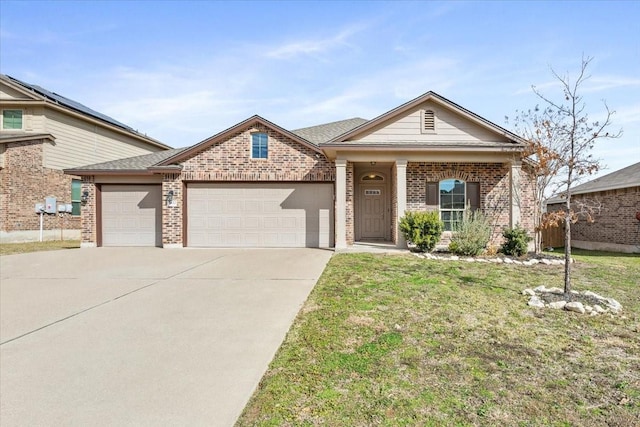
<box><xmin>510</xmin><ymin>161</ymin><xmax>522</xmax><ymax>227</ymax></box>
<box><xmin>335</xmin><ymin>160</ymin><xmax>347</xmax><ymax>249</ymax></box>
<box><xmin>396</xmin><ymin>160</ymin><xmax>407</xmax><ymax>248</ymax></box>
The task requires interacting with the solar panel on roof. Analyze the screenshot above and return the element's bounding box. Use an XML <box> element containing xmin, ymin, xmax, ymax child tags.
<box><xmin>6</xmin><ymin>75</ymin><xmax>134</xmax><ymax>132</ymax></box>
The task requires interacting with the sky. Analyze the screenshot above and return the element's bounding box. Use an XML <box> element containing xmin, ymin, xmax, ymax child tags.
<box><xmin>1</xmin><ymin>0</ymin><xmax>638</xmax><ymax>181</ymax></box>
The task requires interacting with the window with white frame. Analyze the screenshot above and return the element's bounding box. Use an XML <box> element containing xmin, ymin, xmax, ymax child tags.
<box><xmin>2</xmin><ymin>110</ymin><xmax>23</xmax><ymax>130</ymax></box>
<box><xmin>71</xmin><ymin>179</ymin><xmax>82</xmax><ymax>216</ymax></box>
<box><xmin>251</xmin><ymin>132</ymin><xmax>268</xmax><ymax>159</ymax></box>
<box><xmin>439</xmin><ymin>179</ymin><xmax>465</xmax><ymax>231</ymax></box>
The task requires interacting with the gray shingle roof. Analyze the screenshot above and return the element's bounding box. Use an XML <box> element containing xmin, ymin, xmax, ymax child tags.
<box><xmin>569</xmin><ymin>161</ymin><xmax>640</xmax><ymax>194</ymax></box>
<box><xmin>65</xmin><ymin>148</ymin><xmax>188</xmax><ymax>172</ymax></box>
<box><xmin>292</xmin><ymin>118</ymin><xmax>368</xmax><ymax>145</ymax></box>
<box><xmin>547</xmin><ymin>161</ymin><xmax>640</xmax><ymax>204</ymax></box>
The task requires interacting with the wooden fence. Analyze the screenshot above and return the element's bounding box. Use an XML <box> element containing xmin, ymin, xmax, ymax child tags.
<box><xmin>541</xmin><ymin>225</ymin><xmax>564</xmax><ymax>248</ymax></box>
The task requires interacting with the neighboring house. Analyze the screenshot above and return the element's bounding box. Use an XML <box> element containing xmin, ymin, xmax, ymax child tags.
<box><xmin>546</xmin><ymin>161</ymin><xmax>640</xmax><ymax>253</ymax></box>
<box><xmin>65</xmin><ymin>91</ymin><xmax>536</xmax><ymax>249</ymax></box>
<box><xmin>0</xmin><ymin>75</ymin><xmax>171</xmax><ymax>243</ymax></box>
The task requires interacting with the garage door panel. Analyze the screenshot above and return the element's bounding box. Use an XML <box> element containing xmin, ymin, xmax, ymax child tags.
<box><xmin>187</xmin><ymin>183</ymin><xmax>333</xmax><ymax>248</ymax></box>
<box><xmin>101</xmin><ymin>185</ymin><xmax>162</xmax><ymax>247</ymax></box>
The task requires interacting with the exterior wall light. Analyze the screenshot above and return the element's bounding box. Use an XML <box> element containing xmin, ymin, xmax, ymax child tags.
<box><xmin>166</xmin><ymin>190</ymin><xmax>175</xmax><ymax>207</ymax></box>
<box><xmin>81</xmin><ymin>190</ymin><xmax>89</xmax><ymax>205</ymax></box>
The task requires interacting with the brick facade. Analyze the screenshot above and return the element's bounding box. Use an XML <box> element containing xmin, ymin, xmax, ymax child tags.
<box><xmin>160</xmin><ymin>123</ymin><xmax>336</xmax><ymax>246</ymax></box>
<box><xmin>0</xmin><ymin>139</ymin><xmax>80</xmax><ymax>242</ymax></box>
<box><xmin>568</xmin><ymin>186</ymin><xmax>640</xmax><ymax>247</ymax></box>
<box><xmin>406</xmin><ymin>162</ymin><xmax>536</xmax><ymax>246</ymax></box>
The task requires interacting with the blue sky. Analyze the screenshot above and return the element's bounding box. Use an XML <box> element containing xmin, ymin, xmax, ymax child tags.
<box><xmin>1</xmin><ymin>0</ymin><xmax>638</xmax><ymax>179</ymax></box>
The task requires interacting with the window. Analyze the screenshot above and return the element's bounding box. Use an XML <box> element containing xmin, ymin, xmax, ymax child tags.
<box><xmin>439</xmin><ymin>179</ymin><xmax>466</xmax><ymax>231</ymax></box>
<box><xmin>2</xmin><ymin>110</ymin><xmax>23</xmax><ymax>130</ymax></box>
<box><xmin>251</xmin><ymin>132</ymin><xmax>268</xmax><ymax>159</ymax></box>
<box><xmin>71</xmin><ymin>179</ymin><xmax>82</xmax><ymax>216</ymax></box>
<box><xmin>421</xmin><ymin>109</ymin><xmax>436</xmax><ymax>133</ymax></box>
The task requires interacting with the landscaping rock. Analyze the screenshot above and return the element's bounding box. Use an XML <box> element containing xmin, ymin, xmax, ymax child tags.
<box><xmin>548</xmin><ymin>300</ymin><xmax>567</xmax><ymax>310</ymax></box>
<box><xmin>541</xmin><ymin>259</ymin><xmax>552</xmax><ymax>265</ymax></box>
<box><xmin>605</xmin><ymin>298</ymin><xmax>622</xmax><ymax>313</ymax></box>
<box><xmin>503</xmin><ymin>258</ymin><xmax>513</xmax><ymax>264</ymax></box>
<box><xmin>522</xmin><ymin>289</ymin><xmax>535</xmax><ymax>296</ymax></box>
<box><xmin>548</xmin><ymin>287</ymin><xmax>564</xmax><ymax>295</ymax></box>
<box><xmin>528</xmin><ymin>296</ymin><xmax>545</xmax><ymax>308</ymax></box>
<box><xmin>565</xmin><ymin>301</ymin><xmax>585</xmax><ymax>314</ymax></box>
<box><xmin>534</xmin><ymin>285</ymin><xmax>548</xmax><ymax>293</ymax></box>
<box><xmin>593</xmin><ymin>305</ymin><xmax>606</xmax><ymax>314</ymax></box>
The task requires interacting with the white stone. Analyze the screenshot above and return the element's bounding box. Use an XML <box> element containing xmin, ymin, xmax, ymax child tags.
<box><xmin>565</xmin><ymin>301</ymin><xmax>585</xmax><ymax>314</ymax></box>
<box><xmin>534</xmin><ymin>285</ymin><xmax>548</xmax><ymax>293</ymax></box>
<box><xmin>529</xmin><ymin>259</ymin><xmax>540</xmax><ymax>265</ymax></box>
<box><xmin>605</xmin><ymin>298</ymin><xmax>622</xmax><ymax>313</ymax></box>
<box><xmin>541</xmin><ymin>259</ymin><xmax>552</xmax><ymax>265</ymax></box>
<box><xmin>513</xmin><ymin>260</ymin><xmax>523</xmax><ymax>265</ymax></box>
<box><xmin>465</xmin><ymin>258</ymin><xmax>475</xmax><ymax>262</ymax></box>
<box><xmin>450</xmin><ymin>255</ymin><xmax>459</xmax><ymax>261</ymax></box>
<box><xmin>528</xmin><ymin>296</ymin><xmax>545</xmax><ymax>308</ymax></box>
<box><xmin>477</xmin><ymin>258</ymin><xmax>489</xmax><ymax>263</ymax></box>
<box><xmin>547</xmin><ymin>287</ymin><xmax>564</xmax><ymax>295</ymax></box>
<box><xmin>523</xmin><ymin>260</ymin><xmax>533</xmax><ymax>266</ymax></box>
<box><xmin>590</xmin><ymin>311</ymin><xmax>599</xmax><ymax>316</ymax></box>
<box><xmin>552</xmin><ymin>259</ymin><xmax>565</xmax><ymax>266</ymax></box>
<box><xmin>494</xmin><ymin>258</ymin><xmax>503</xmax><ymax>263</ymax></box>
<box><xmin>584</xmin><ymin>305</ymin><xmax>593</xmax><ymax>313</ymax></box>
<box><xmin>503</xmin><ymin>258</ymin><xmax>513</xmax><ymax>264</ymax></box>
<box><xmin>593</xmin><ymin>305</ymin><xmax>606</xmax><ymax>313</ymax></box>
<box><xmin>548</xmin><ymin>300</ymin><xmax>567</xmax><ymax>309</ymax></box>
<box><xmin>583</xmin><ymin>290</ymin><xmax>604</xmax><ymax>300</ymax></box>
<box><xmin>522</xmin><ymin>289</ymin><xmax>536</xmax><ymax>296</ymax></box>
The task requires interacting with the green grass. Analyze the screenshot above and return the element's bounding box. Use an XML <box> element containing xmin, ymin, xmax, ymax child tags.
<box><xmin>238</xmin><ymin>250</ymin><xmax>640</xmax><ymax>426</ymax></box>
<box><xmin>0</xmin><ymin>240</ymin><xmax>80</xmax><ymax>256</ymax></box>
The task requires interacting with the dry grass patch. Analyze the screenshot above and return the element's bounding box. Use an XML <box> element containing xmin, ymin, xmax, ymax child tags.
<box><xmin>0</xmin><ymin>240</ymin><xmax>80</xmax><ymax>256</ymax></box>
<box><xmin>237</xmin><ymin>250</ymin><xmax>640</xmax><ymax>426</ymax></box>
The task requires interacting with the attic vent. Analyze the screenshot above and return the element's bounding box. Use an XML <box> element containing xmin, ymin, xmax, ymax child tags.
<box><xmin>422</xmin><ymin>109</ymin><xmax>436</xmax><ymax>133</ymax></box>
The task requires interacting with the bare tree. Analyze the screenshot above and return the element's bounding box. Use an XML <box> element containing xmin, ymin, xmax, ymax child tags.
<box><xmin>517</xmin><ymin>56</ymin><xmax>621</xmax><ymax>299</ymax></box>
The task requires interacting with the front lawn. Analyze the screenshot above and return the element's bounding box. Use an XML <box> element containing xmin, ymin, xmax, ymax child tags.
<box><xmin>238</xmin><ymin>250</ymin><xmax>640</xmax><ymax>426</ymax></box>
<box><xmin>0</xmin><ymin>240</ymin><xmax>80</xmax><ymax>256</ymax></box>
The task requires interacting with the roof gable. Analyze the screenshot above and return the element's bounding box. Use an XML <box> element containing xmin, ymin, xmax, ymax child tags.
<box><xmin>157</xmin><ymin>115</ymin><xmax>322</xmax><ymax>166</ymax></box>
<box><xmin>326</xmin><ymin>91</ymin><xmax>525</xmax><ymax>146</ymax></box>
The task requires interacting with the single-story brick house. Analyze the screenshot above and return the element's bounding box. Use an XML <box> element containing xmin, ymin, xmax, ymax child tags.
<box><xmin>0</xmin><ymin>75</ymin><xmax>171</xmax><ymax>243</ymax></box>
<box><xmin>546</xmin><ymin>161</ymin><xmax>640</xmax><ymax>253</ymax></box>
<box><xmin>65</xmin><ymin>91</ymin><xmax>536</xmax><ymax>249</ymax></box>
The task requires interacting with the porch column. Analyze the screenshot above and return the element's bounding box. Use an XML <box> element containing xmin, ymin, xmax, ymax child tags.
<box><xmin>396</xmin><ymin>160</ymin><xmax>408</xmax><ymax>248</ymax></box>
<box><xmin>335</xmin><ymin>159</ymin><xmax>347</xmax><ymax>249</ymax></box>
<box><xmin>510</xmin><ymin>160</ymin><xmax>522</xmax><ymax>227</ymax></box>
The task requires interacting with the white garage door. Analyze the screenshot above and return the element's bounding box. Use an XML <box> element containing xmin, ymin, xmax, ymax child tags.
<box><xmin>187</xmin><ymin>183</ymin><xmax>333</xmax><ymax>248</ymax></box>
<box><xmin>101</xmin><ymin>185</ymin><xmax>162</xmax><ymax>247</ymax></box>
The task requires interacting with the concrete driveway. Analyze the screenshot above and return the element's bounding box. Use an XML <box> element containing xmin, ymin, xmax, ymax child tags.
<box><xmin>0</xmin><ymin>247</ymin><xmax>332</xmax><ymax>426</ymax></box>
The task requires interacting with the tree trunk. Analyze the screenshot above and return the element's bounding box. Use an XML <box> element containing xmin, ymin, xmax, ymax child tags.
<box><xmin>563</xmin><ymin>215</ymin><xmax>572</xmax><ymax>301</ymax></box>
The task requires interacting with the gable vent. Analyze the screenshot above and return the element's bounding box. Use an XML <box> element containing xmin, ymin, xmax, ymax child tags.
<box><xmin>422</xmin><ymin>109</ymin><xmax>436</xmax><ymax>133</ymax></box>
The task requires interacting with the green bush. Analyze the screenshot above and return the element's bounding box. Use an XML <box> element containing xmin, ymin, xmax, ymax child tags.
<box><xmin>500</xmin><ymin>225</ymin><xmax>532</xmax><ymax>257</ymax></box>
<box><xmin>448</xmin><ymin>210</ymin><xmax>492</xmax><ymax>256</ymax></box>
<box><xmin>399</xmin><ymin>211</ymin><xmax>444</xmax><ymax>252</ymax></box>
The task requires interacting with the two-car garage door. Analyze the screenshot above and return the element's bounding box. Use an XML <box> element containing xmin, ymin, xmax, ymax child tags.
<box><xmin>187</xmin><ymin>183</ymin><xmax>334</xmax><ymax>248</ymax></box>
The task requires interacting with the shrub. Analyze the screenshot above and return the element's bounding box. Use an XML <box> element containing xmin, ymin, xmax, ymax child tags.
<box><xmin>448</xmin><ymin>210</ymin><xmax>492</xmax><ymax>256</ymax></box>
<box><xmin>500</xmin><ymin>225</ymin><xmax>532</xmax><ymax>257</ymax></box>
<box><xmin>399</xmin><ymin>211</ymin><xmax>443</xmax><ymax>252</ymax></box>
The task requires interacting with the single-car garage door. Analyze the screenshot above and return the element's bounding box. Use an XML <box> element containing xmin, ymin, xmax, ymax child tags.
<box><xmin>187</xmin><ymin>183</ymin><xmax>333</xmax><ymax>248</ymax></box>
<box><xmin>101</xmin><ymin>185</ymin><xmax>162</xmax><ymax>247</ymax></box>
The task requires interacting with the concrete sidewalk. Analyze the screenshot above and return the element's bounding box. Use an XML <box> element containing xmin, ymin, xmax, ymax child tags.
<box><xmin>0</xmin><ymin>247</ymin><xmax>332</xmax><ymax>426</ymax></box>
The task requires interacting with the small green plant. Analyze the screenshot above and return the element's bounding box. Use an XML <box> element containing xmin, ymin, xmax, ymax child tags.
<box><xmin>399</xmin><ymin>211</ymin><xmax>444</xmax><ymax>252</ymax></box>
<box><xmin>500</xmin><ymin>224</ymin><xmax>532</xmax><ymax>257</ymax></box>
<box><xmin>448</xmin><ymin>210</ymin><xmax>492</xmax><ymax>256</ymax></box>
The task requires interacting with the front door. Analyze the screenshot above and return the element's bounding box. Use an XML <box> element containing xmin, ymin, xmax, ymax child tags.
<box><xmin>361</xmin><ymin>185</ymin><xmax>386</xmax><ymax>239</ymax></box>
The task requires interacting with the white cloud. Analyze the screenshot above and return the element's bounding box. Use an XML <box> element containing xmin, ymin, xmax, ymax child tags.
<box><xmin>264</xmin><ymin>24</ymin><xmax>367</xmax><ymax>59</ymax></box>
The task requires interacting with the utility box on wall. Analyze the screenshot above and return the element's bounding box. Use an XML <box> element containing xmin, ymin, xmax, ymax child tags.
<box><xmin>45</xmin><ymin>197</ymin><xmax>57</xmax><ymax>214</ymax></box>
